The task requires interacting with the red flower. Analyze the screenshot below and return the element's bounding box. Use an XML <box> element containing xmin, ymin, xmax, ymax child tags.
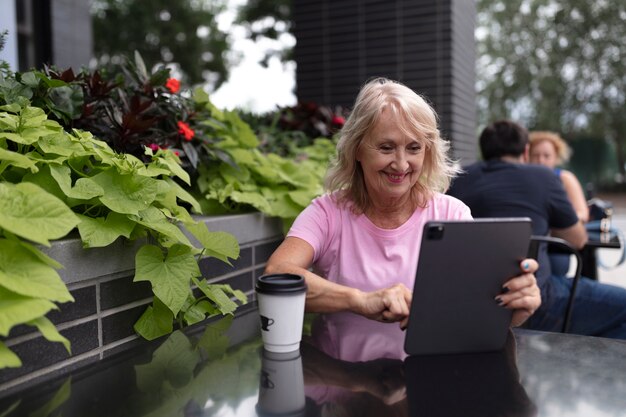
<box><xmin>177</xmin><ymin>121</ymin><xmax>195</xmax><ymax>141</ymax></box>
<box><xmin>166</xmin><ymin>78</ymin><xmax>180</xmax><ymax>93</ymax></box>
<box><xmin>148</xmin><ymin>143</ymin><xmax>159</xmax><ymax>152</ymax></box>
<box><xmin>174</xmin><ymin>150</ymin><xmax>180</xmax><ymax>156</ymax></box>
<box><xmin>331</xmin><ymin>115</ymin><xmax>346</xmax><ymax>126</ymax></box>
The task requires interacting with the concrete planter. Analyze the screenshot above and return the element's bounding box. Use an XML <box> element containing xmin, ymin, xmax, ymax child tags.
<box><xmin>0</xmin><ymin>213</ymin><xmax>283</xmax><ymax>394</ymax></box>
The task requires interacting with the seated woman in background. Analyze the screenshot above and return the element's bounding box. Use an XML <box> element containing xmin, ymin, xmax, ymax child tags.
<box><xmin>529</xmin><ymin>131</ymin><xmax>589</xmax><ymax>276</ymax></box>
<box><xmin>529</xmin><ymin>131</ymin><xmax>589</xmax><ymax>223</ymax></box>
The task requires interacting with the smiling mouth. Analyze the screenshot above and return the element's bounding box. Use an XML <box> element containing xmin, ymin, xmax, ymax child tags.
<box><xmin>386</xmin><ymin>172</ymin><xmax>407</xmax><ymax>183</ymax></box>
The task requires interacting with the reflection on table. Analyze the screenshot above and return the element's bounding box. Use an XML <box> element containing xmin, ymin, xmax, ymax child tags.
<box><xmin>303</xmin><ymin>313</ymin><xmax>534</xmax><ymax>417</ymax></box>
<box><xmin>581</xmin><ymin>231</ymin><xmax>621</xmax><ymax>279</ymax></box>
<box><xmin>2</xmin><ymin>309</ymin><xmax>626</xmax><ymax>417</ymax></box>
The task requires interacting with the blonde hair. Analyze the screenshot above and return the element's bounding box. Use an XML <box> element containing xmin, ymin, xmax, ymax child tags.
<box><xmin>324</xmin><ymin>77</ymin><xmax>460</xmax><ymax>214</ymax></box>
<box><xmin>529</xmin><ymin>131</ymin><xmax>572</xmax><ymax>164</ymax></box>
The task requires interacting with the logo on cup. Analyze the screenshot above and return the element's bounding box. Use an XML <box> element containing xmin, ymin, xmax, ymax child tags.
<box><xmin>260</xmin><ymin>370</ymin><xmax>275</xmax><ymax>389</ymax></box>
<box><xmin>260</xmin><ymin>315</ymin><xmax>275</xmax><ymax>331</ymax></box>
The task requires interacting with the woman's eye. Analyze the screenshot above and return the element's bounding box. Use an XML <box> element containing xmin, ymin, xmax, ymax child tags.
<box><xmin>408</xmin><ymin>144</ymin><xmax>422</xmax><ymax>153</ymax></box>
<box><xmin>379</xmin><ymin>145</ymin><xmax>394</xmax><ymax>152</ymax></box>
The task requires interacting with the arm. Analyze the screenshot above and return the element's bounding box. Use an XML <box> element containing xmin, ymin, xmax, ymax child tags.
<box><xmin>265</xmin><ymin>237</ymin><xmax>412</xmax><ymax>324</ymax></box>
<box><xmin>551</xmin><ymin>221</ymin><xmax>588</xmax><ymax>249</ymax></box>
<box><xmin>560</xmin><ymin>170</ymin><xmax>589</xmax><ymax>223</ymax></box>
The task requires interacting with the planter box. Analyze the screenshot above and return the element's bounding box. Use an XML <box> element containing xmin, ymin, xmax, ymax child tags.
<box><xmin>0</xmin><ymin>213</ymin><xmax>284</xmax><ymax>395</ymax></box>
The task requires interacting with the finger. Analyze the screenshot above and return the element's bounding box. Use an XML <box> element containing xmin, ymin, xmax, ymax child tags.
<box><xmin>385</xmin><ymin>286</ymin><xmax>411</xmax><ymax>316</ymax></box>
<box><xmin>502</xmin><ymin>272</ymin><xmax>537</xmax><ymax>293</ymax></box>
<box><xmin>497</xmin><ymin>285</ymin><xmax>541</xmax><ymax>309</ymax></box>
<box><xmin>497</xmin><ymin>282</ymin><xmax>539</xmax><ymax>304</ymax></box>
<box><xmin>519</xmin><ymin>258</ymin><xmax>538</xmax><ymax>273</ymax></box>
<box><xmin>399</xmin><ymin>316</ymin><xmax>409</xmax><ymax>331</ymax></box>
<box><xmin>502</xmin><ymin>294</ymin><xmax>541</xmax><ymax>313</ymax></box>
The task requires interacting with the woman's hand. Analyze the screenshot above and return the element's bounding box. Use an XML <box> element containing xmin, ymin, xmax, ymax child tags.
<box><xmin>497</xmin><ymin>259</ymin><xmax>542</xmax><ymax>327</ymax></box>
<box><xmin>354</xmin><ymin>283</ymin><xmax>412</xmax><ymax>328</ymax></box>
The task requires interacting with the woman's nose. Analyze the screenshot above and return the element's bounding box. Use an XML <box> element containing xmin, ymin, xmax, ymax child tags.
<box><xmin>392</xmin><ymin>150</ymin><xmax>409</xmax><ymax>170</ymax></box>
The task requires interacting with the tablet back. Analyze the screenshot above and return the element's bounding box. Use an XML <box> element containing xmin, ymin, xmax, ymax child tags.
<box><xmin>404</xmin><ymin>218</ymin><xmax>532</xmax><ymax>355</ymax></box>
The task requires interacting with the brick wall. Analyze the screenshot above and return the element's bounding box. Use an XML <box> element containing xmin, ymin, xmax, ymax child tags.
<box><xmin>0</xmin><ymin>213</ymin><xmax>283</xmax><ymax>395</ymax></box>
<box><xmin>294</xmin><ymin>0</ymin><xmax>478</xmax><ymax>164</ymax></box>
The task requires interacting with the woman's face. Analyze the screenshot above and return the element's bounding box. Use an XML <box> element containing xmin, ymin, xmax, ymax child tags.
<box><xmin>529</xmin><ymin>140</ymin><xmax>558</xmax><ymax>168</ymax></box>
<box><xmin>356</xmin><ymin>109</ymin><xmax>425</xmax><ymax>206</ymax></box>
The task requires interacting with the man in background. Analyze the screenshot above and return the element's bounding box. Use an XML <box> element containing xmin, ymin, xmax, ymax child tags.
<box><xmin>448</xmin><ymin>120</ymin><xmax>626</xmax><ymax>339</ymax></box>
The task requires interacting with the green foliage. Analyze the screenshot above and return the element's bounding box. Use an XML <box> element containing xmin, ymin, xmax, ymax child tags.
<box><xmin>235</xmin><ymin>0</ymin><xmax>294</xmax><ymax>66</ymax></box>
<box><xmin>240</xmin><ymin>101</ymin><xmax>348</xmax><ymax>157</ymax></box>
<box><xmin>0</xmin><ymin>101</ymin><xmax>244</xmax><ymax>368</ymax></box>
<box><xmin>477</xmin><ymin>0</ymin><xmax>626</xmax><ymax>176</ymax></box>
<box><xmin>0</xmin><ymin>30</ymin><xmax>10</xmax><ymax>78</ymax></box>
<box><xmin>131</xmin><ymin>318</ymin><xmax>261</xmax><ymax>417</ymax></box>
<box><xmin>0</xmin><ymin>53</ymin><xmax>226</xmax><ymax>170</ymax></box>
<box><xmin>91</xmin><ymin>0</ymin><xmax>230</xmax><ymax>87</ymax></box>
<box><xmin>192</xmin><ymin>91</ymin><xmax>335</xmax><ymax>230</ymax></box>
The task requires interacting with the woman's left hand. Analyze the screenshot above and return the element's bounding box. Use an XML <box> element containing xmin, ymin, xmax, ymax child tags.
<box><xmin>497</xmin><ymin>259</ymin><xmax>542</xmax><ymax>327</ymax></box>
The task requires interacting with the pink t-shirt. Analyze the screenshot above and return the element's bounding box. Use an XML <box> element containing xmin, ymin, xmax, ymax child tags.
<box><xmin>287</xmin><ymin>192</ymin><xmax>472</xmax><ymax>292</ymax></box>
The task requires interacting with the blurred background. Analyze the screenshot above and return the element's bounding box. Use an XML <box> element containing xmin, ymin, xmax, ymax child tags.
<box><xmin>2</xmin><ymin>0</ymin><xmax>624</xmax><ymax>192</ymax></box>
<box><xmin>1</xmin><ymin>0</ymin><xmax>626</xmax><ymax>210</ymax></box>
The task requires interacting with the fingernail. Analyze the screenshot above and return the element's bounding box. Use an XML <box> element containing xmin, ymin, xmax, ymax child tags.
<box><xmin>501</xmin><ymin>286</ymin><xmax>510</xmax><ymax>294</ymax></box>
<box><xmin>495</xmin><ymin>296</ymin><xmax>505</xmax><ymax>306</ymax></box>
<box><xmin>523</xmin><ymin>261</ymin><xmax>530</xmax><ymax>270</ymax></box>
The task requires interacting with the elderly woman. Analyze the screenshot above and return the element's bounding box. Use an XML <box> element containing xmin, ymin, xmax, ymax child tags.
<box><xmin>265</xmin><ymin>77</ymin><xmax>541</xmax><ymax>329</ymax></box>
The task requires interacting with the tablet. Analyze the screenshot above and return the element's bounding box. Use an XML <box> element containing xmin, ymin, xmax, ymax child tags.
<box><xmin>404</xmin><ymin>218</ymin><xmax>532</xmax><ymax>355</ymax></box>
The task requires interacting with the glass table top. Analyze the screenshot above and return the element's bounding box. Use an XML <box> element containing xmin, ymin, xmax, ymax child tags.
<box><xmin>2</xmin><ymin>309</ymin><xmax>626</xmax><ymax>417</ymax></box>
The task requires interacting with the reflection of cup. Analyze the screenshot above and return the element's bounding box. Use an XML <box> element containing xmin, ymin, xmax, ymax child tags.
<box><xmin>256</xmin><ymin>349</ymin><xmax>306</xmax><ymax>417</ymax></box>
<box><xmin>255</xmin><ymin>274</ymin><xmax>307</xmax><ymax>353</ymax></box>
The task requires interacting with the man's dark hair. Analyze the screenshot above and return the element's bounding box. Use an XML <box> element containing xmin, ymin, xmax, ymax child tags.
<box><xmin>479</xmin><ymin>120</ymin><xmax>528</xmax><ymax>161</ymax></box>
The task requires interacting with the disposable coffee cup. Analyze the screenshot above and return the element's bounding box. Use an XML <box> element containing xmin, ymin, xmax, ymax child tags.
<box><xmin>256</xmin><ymin>349</ymin><xmax>306</xmax><ymax>417</ymax></box>
<box><xmin>255</xmin><ymin>274</ymin><xmax>307</xmax><ymax>353</ymax></box>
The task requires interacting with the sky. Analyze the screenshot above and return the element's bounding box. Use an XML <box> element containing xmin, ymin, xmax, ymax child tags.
<box><xmin>209</xmin><ymin>1</ymin><xmax>297</xmax><ymax>114</ymax></box>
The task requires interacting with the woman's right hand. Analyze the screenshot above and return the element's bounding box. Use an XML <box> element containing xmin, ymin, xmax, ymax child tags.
<box><xmin>355</xmin><ymin>283</ymin><xmax>412</xmax><ymax>328</ymax></box>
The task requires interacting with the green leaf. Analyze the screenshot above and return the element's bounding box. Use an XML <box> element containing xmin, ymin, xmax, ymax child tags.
<box><xmin>14</xmin><ymin>239</ymin><xmax>63</xmax><ymax>269</ymax></box>
<box><xmin>37</xmin><ymin>132</ymin><xmax>86</xmax><ymax>156</ymax></box>
<box><xmin>135</xmin><ymin>330</ymin><xmax>199</xmax><ymax>392</ymax></box>
<box><xmin>288</xmin><ymin>190</ymin><xmax>316</xmax><ymax>208</ymax></box>
<box><xmin>185</xmin><ymin>222</ymin><xmax>239</xmax><ymax>264</ymax></box>
<box><xmin>0</xmin><ymin>147</ymin><xmax>39</xmax><ymax>172</ymax></box>
<box><xmin>21</xmin><ymin>106</ymin><xmax>47</xmax><ymax>128</ymax></box>
<box><xmin>215</xmin><ymin>284</ymin><xmax>248</xmax><ymax>304</ymax></box>
<box><xmin>0</xmin><ymin>239</ymin><xmax>73</xmax><ymax>302</ymax></box>
<box><xmin>222</xmin><ymin>110</ymin><xmax>259</xmax><ymax>148</ymax></box>
<box><xmin>134</xmin><ymin>244</ymin><xmax>199</xmax><ymax>316</ymax></box>
<box><xmin>0</xmin><ymin>182</ymin><xmax>79</xmax><ymax>246</ymax></box>
<box><xmin>91</xmin><ymin>170</ymin><xmax>158</xmax><ymax>215</ymax></box>
<box><xmin>229</xmin><ymin>190</ymin><xmax>272</xmax><ymax>213</ymax></box>
<box><xmin>0</xmin><ymin>342</ymin><xmax>21</xmax><ymax>369</ymax></box>
<box><xmin>0</xmin><ymin>286</ymin><xmax>57</xmax><ymax>336</ymax></box>
<box><xmin>76</xmin><ymin>213</ymin><xmax>136</xmax><ymax>248</ymax></box>
<box><xmin>183</xmin><ymin>299</ymin><xmax>218</xmax><ymax>325</ymax></box>
<box><xmin>197</xmin><ymin>315</ymin><xmax>233</xmax><ymax>360</ymax></box>
<box><xmin>131</xmin><ymin>207</ymin><xmax>193</xmax><ymax>247</ymax></box>
<box><xmin>133</xmin><ymin>297</ymin><xmax>174</xmax><ymax>341</ymax></box>
<box><xmin>27</xmin><ymin>316</ymin><xmax>71</xmax><ymax>354</ymax></box>
<box><xmin>165</xmin><ymin>178</ymin><xmax>201</xmax><ymax>214</ymax></box>
<box><xmin>154</xmin><ymin>153</ymin><xmax>191</xmax><ymax>185</ymax></box>
<box><xmin>49</xmin><ymin>165</ymin><xmax>104</xmax><ymax>200</ymax></box>
<box><xmin>49</xmin><ymin>85</ymin><xmax>84</xmax><ymax>120</ymax></box>
<box><xmin>28</xmin><ymin>377</ymin><xmax>72</xmax><ymax>417</ymax></box>
<box><xmin>192</xmin><ymin>277</ymin><xmax>238</xmax><ymax>315</ymax></box>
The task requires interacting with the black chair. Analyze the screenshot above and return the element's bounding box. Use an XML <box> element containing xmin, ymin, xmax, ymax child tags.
<box><xmin>528</xmin><ymin>235</ymin><xmax>582</xmax><ymax>333</ymax></box>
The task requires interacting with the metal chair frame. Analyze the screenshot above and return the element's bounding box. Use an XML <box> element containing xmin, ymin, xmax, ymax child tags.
<box><xmin>529</xmin><ymin>235</ymin><xmax>582</xmax><ymax>333</ymax></box>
